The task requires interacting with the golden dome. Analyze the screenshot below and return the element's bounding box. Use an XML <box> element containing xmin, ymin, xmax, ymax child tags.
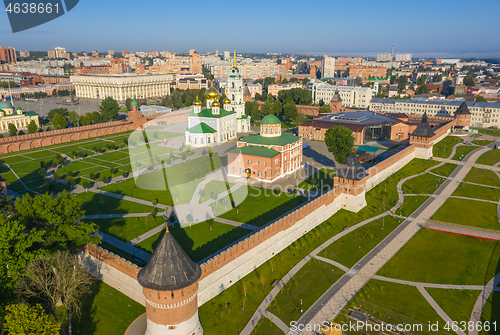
<box><xmin>211</xmin><ymin>101</ymin><xmax>220</xmax><ymax>107</ymax></box>
<box><xmin>193</xmin><ymin>95</ymin><xmax>202</xmax><ymax>106</ymax></box>
<box><xmin>205</xmin><ymin>84</ymin><xmax>220</xmax><ymax>100</ymax></box>
<box><xmin>223</xmin><ymin>96</ymin><xmax>231</xmax><ymax>105</ymax></box>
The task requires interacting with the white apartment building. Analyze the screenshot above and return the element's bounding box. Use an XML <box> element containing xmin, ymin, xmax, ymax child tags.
<box><xmin>309</xmin><ymin>83</ymin><xmax>373</xmax><ymax>109</ymax></box>
<box><xmin>395</xmin><ymin>54</ymin><xmax>412</xmax><ymax>62</ymax></box>
<box><xmin>321</xmin><ymin>56</ymin><xmax>335</xmax><ymax>78</ymax></box>
<box><xmin>369</xmin><ymin>98</ymin><xmax>500</xmax><ymax>128</ymax></box>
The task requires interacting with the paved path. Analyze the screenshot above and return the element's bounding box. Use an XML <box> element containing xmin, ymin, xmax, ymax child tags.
<box><xmin>469</xmin><ymin>273</ymin><xmax>500</xmax><ymax>335</ymax></box>
<box><xmin>314</xmin><ymin>256</ymin><xmax>349</xmax><ymax>272</ymax></box>
<box><xmin>130</xmin><ymin>222</ymin><xmax>170</xmax><ymax>245</ymax></box>
<box><xmin>425</xmin><ymin>221</ymin><xmax>500</xmax><ymax>241</ymax></box>
<box><xmin>264</xmin><ymin>311</ymin><xmax>290</xmax><ymax>333</ymax></box>
<box><xmin>293</xmin><ymin>145</ymin><xmax>491</xmax><ymax>334</ymax></box>
<box><xmin>87</xmin><ymin>188</ymin><xmax>168</xmax><ymax>209</ymax></box>
<box><xmin>6</xmin><ymin>163</ymin><xmax>29</xmax><ymax>191</ymax></box>
<box><xmin>98</xmin><ymin>231</ymin><xmax>151</xmax><ymax>262</ymax></box>
<box><xmin>214</xmin><ymin>217</ymin><xmax>260</xmax><ymax>231</ymax></box>
<box><xmin>84</xmin><ymin>213</ymin><xmax>152</xmax><ymax>219</ymax></box>
<box><xmin>449</xmin><ymin>195</ymin><xmax>498</xmax><ymax>204</ymax></box>
<box><xmin>417</xmin><ymin>285</ymin><xmax>467</xmax><ymax>335</ymax></box>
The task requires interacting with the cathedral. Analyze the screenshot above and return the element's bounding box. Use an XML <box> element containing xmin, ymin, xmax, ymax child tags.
<box><xmin>185</xmin><ymin>49</ymin><xmax>250</xmax><ymax>148</ymax></box>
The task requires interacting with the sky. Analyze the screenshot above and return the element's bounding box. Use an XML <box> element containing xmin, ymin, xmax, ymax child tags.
<box><xmin>1</xmin><ymin>0</ymin><xmax>500</xmax><ymax>58</ymax></box>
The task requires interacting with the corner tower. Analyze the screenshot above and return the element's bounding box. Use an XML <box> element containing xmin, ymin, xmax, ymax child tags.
<box><xmin>137</xmin><ymin>226</ymin><xmax>203</xmax><ymax>335</ymax></box>
<box><xmin>454</xmin><ymin>101</ymin><xmax>471</xmax><ymax>129</ymax></box>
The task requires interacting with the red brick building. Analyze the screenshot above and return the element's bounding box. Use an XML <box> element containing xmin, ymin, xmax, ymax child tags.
<box><xmin>348</xmin><ymin>65</ymin><xmax>387</xmax><ymax>79</ymax></box>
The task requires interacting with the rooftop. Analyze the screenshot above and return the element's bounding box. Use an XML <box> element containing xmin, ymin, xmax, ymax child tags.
<box><xmin>239</xmin><ymin>132</ymin><xmax>300</xmax><ymax>147</ymax></box>
<box><xmin>189</xmin><ymin>108</ymin><xmax>236</xmax><ymax>119</ymax></box>
<box><xmin>313</xmin><ymin>111</ymin><xmax>396</xmax><ymax>126</ymax></box>
<box><xmin>187</xmin><ymin>122</ymin><xmax>217</xmax><ymax>134</ymax></box>
<box><xmin>228</xmin><ymin>145</ymin><xmax>280</xmax><ymax>158</ymax></box>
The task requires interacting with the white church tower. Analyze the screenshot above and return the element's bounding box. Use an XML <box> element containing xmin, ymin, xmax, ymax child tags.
<box><xmin>226</xmin><ymin>47</ymin><xmax>250</xmax><ymax>133</ymax></box>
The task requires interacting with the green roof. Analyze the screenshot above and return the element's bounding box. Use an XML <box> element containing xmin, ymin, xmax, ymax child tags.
<box><xmin>131</xmin><ymin>97</ymin><xmax>138</xmax><ymax>106</ymax></box>
<box><xmin>24</xmin><ymin>111</ymin><xmax>39</xmax><ymax>116</ymax></box>
<box><xmin>239</xmin><ymin>132</ymin><xmax>300</xmax><ymax>147</ymax></box>
<box><xmin>187</xmin><ymin>123</ymin><xmax>217</xmax><ymax>134</ymax></box>
<box><xmin>188</xmin><ymin>108</ymin><xmax>236</xmax><ymax>119</ymax></box>
<box><xmin>229</xmin><ymin>145</ymin><xmax>280</xmax><ymax>158</ymax></box>
<box><xmin>0</xmin><ymin>101</ymin><xmax>13</xmax><ymax>109</ymax></box>
<box><xmin>239</xmin><ymin>115</ymin><xmax>249</xmax><ymax>119</ymax></box>
<box><xmin>261</xmin><ymin>114</ymin><xmax>281</xmax><ymax>125</ymax></box>
<box><xmin>16</xmin><ymin>107</ymin><xmax>22</xmax><ymax>110</ymax></box>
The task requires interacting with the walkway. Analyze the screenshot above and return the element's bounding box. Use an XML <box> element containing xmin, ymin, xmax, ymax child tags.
<box><xmin>85</xmin><ymin>213</ymin><xmax>152</xmax><ymax>219</ymax></box>
<box><xmin>87</xmin><ymin>188</ymin><xmax>168</xmax><ymax>209</ymax></box>
<box><xmin>98</xmin><ymin>231</ymin><xmax>151</xmax><ymax>262</ymax></box>
<box><xmin>425</xmin><ymin>220</ymin><xmax>500</xmax><ymax>241</ymax></box>
<box><xmin>214</xmin><ymin>217</ymin><xmax>260</xmax><ymax>231</ymax></box>
<box><xmin>293</xmin><ymin>145</ymin><xmax>492</xmax><ymax>334</ymax></box>
<box><xmin>469</xmin><ymin>273</ymin><xmax>500</xmax><ymax>335</ymax></box>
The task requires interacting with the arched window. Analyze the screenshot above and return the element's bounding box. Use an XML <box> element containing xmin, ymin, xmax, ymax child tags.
<box><xmin>270</xmin><ymin>127</ymin><xmax>273</xmax><ymax>133</ymax></box>
<box><xmin>232</xmin><ymin>94</ymin><xmax>235</xmax><ymax>100</ymax></box>
<box><xmin>232</xmin><ymin>82</ymin><xmax>235</xmax><ymax>88</ymax></box>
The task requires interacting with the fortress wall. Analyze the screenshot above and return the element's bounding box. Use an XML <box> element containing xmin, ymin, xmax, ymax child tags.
<box><xmin>79</xmin><ymin>244</ymin><xmax>145</xmax><ymax>306</ymax></box>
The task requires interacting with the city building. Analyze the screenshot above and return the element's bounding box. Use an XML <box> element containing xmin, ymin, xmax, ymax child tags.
<box><xmin>223</xmin><ymin>51</ymin><xmax>230</xmax><ymax>61</ymax></box>
<box><xmin>321</xmin><ymin>56</ymin><xmax>335</xmax><ymax>78</ymax></box>
<box><xmin>71</xmin><ymin>73</ymin><xmax>174</xmax><ymax>101</ymax></box>
<box><xmin>0</xmin><ymin>47</ymin><xmax>16</xmax><ymax>64</ymax></box>
<box><xmin>309</xmin><ymin>83</ymin><xmax>373</xmax><ymax>109</ymax></box>
<box><xmin>173</xmin><ymin>75</ymin><xmax>208</xmax><ymax>90</ymax></box>
<box><xmin>108</xmin><ymin>50</ymin><xmax>114</xmax><ymax>56</ymax></box>
<box><xmin>267</xmin><ymin>82</ymin><xmax>302</xmax><ymax>97</ymax></box>
<box><xmin>228</xmin><ymin>114</ymin><xmax>302</xmax><ymax>182</ymax></box>
<box><xmin>0</xmin><ymin>99</ymin><xmax>40</xmax><ymax>132</ymax></box>
<box><xmin>18</xmin><ymin>51</ymin><xmax>29</xmax><ymax>58</ymax></box>
<box><xmin>121</xmin><ymin>50</ymin><xmax>127</xmax><ymax>57</ymax></box>
<box><xmin>139</xmin><ymin>104</ymin><xmax>172</xmax><ymax>117</ymax></box>
<box><xmin>377</xmin><ymin>54</ymin><xmax>392</xmax><ymax>62</ymax></box>
<box><xmin>298</xmin><ymin>111</ymin><xmax>409</xmax><ymax>144</ymax></box>
<box><xmin>224</xmin><ymin>51</ymin><xmax>251</xmax><ymax>132</ymax></box>
<box><xmin>369</xmin><ymin>98</ymin><xmax>500</xmax><ymax>128</ymax></box>
<box><xmin>244</xmin><ymin>83</ymin><xmax>262</xmax><ymax>98</ymax></box>
<box><xmin>395</xmin><ymin>54</ymin><xmax>412</xmax><ymax>62</ymax></box>
<box><xmin>347</xmin><ymin>65</ymin><xmax>387</xmax><ymax>79</ymax></box>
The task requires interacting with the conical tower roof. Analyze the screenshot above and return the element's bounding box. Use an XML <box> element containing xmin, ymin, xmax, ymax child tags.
<box><xmin>338</xmin><ymin>152</ymin><xmax>366</xmax><ymax>180</ymax></box>
<box><xmin>243</xmin><ymin>84</ymin><xmax>251</xmax><ymax>97</ymax></box>
<box><xmin>137</xmin><ymin>227</ymin><xmax>201</xmax><ymax>291</ymax></box>
<box><xmin>454</xmin><ymin>101</ymin><xmax>471</xmax><ymax>115</ymax></box>
<box><xmin>330</xmin><ymin>88</ymin><xmax>342</xmax><ymax>102</ymax></box>
<box><xmin>412</xmin><ymin>112</ymin><xmax>435</xmax><ymax>137</ymax></box>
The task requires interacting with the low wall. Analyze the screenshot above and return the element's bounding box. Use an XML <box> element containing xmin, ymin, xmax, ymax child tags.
<box><xmin>365</xmin><ymin>145</ymin><xmax>416</xmax><ymax>190</ymax></box>
<box><xmin>79</xmin><ymin>244</ymin><xmax>145</xmax><ymax>306</ymax></box>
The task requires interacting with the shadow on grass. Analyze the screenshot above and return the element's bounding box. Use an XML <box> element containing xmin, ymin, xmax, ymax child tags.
<box><xmin>71</xmin><ymin>280</ymin><xmax>100</xmax><ymax>335</ymax></box>
<box><xmin>484</xmin><ymin>243</ymin><xmax>500</xmax><ymax>334</ymax></box>
<box><xmin>247</xmin><ymin>196</ymin><xmax>307</xmax><ymax>227</ymax></box>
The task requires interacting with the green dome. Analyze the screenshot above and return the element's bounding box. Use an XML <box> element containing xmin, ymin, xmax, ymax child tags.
<box><xmin>0</xmin><ymin>101</ymin><xmax>13</xmax><ymax>109</ymax></box>
<box><xmin>16</xmin><ymin>107</ymin><xmax>22</xmax><ymax>110</ymax></box>
<box><xmin>261</xmin><ymin>114</ymin><xmax>281</xmax><ymax>125</ymax></box>
<box><xmin>131</xmin><ymin>97</ymin><xmax>138</xmax><ymax>106</ymax></box>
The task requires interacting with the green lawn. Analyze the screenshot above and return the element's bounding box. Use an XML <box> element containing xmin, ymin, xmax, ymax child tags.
<box><xmin>479</xmin><ymin>291</ymin><xmax>500</xmax><ymax>335</ymax></box>
<box><xmin>250</xmin><ymin>317</ymin><xmax>284</xmax><ymax>335</ymax></box>
<box><xmin>453</xmin><ymin>183</ymin><xmax>500</xmax><ymax>202</ymax></box>
<box><xmin>77</xmin><ymin>192</ymin><xmax>155</xmax><ymax>215</ymax></box>
<box><xmin>99</xmin><ymin>176</ymin><xmax>173</xmax><ymax>206</ymax></box>
<box><xmin>452</xmin><ymin>145</ymin><xmax>478</xmax><ymax>161</ymax></box>
<box><xmin>402</xmin><ymin>173</ymin><xmax>446</xmax><ymax>195</ymax></box>
<box><xmin>89</xmin><ymin>216</ymin><xmax>164</xmax><ymax>242</ymax></box>
<box><xmin>426</xmin><ymin>288</ymin><xmax>480</xmax><ymax>324</ymax></box>
<box><xmin>320</xmin><ymin>216</ymin><xmax>400</xmax><ymax>268</ymax></box>
<box><xmin>432</xmin><ymin>163</ymin><xmax>458</xmax><ymax>177</ymax></box>
<box><xmin>433</xmin><ymin>136</ymin><xmax>463</xmax><ymax>158</ymax></box>
<box><xmin>334</xmin><ymin>280</ymin><xmax>451</xmax><ymax>334</ymax></box>
<box><xmin>464</xmin><ymin>167</ymin><xmax>500</xmax><ymax>187</ymax></box>
<box><xmin>218</xmin><ymin>187</ymin><xmax>306</xmax><ymax>226</ymax></box>
<box><xmin>472</xmin><ymin>139</ymin><xmax>494</xmax><ymax>146</ymax></box>
<box><xmin>198</xmin><ymin>180</ymin><xmax>235</xmax><ymax>203</ymax></box>
<box><xmin>432</xmin><ymin>198</ymin><xmax>499</xmax><ymax>230</ymax></box>
<box><xmin>137</xmin><ymin>220</ymin><xmax>253</xmax><ymax>262</ymax></box>
<box><xmin>72</xmin><ymin>281</ymin><xmax>145</xmax><ymax>335</ymax></box>
<box><xmin>267</xmin><ymin>259</ymin><xmax>344</xmax><ymax>326</ymax></box>
<box><xmin>298</xmin><ymin>168</ymin><xmax>335</xmax><ymax>191</ymax></box>
<box><xmin>477</xmin><ymin>149</ymin><xmax>500</xmax><ymax>166</ymax></box>
<box><xmin>378</xmin><ymin>229</ymin><xmax>500</xmax><ymax>285</ymax></box>
<box><xmin>396</xmin><ymin>196</ymin><xmax>428</xmax><ymax>217</ymax></box>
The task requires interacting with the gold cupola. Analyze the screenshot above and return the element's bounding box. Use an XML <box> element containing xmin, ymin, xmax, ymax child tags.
<box><xmin>205</xmin><ymin>83</ymin><xmax>220</xmax><ymax>101</ymax></box>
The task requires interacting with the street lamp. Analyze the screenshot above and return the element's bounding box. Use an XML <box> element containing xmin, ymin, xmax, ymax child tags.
<box><xmin>358</xmin><ymin>246</ymin><xmax>361</xmax><ymax>260</ymax></box>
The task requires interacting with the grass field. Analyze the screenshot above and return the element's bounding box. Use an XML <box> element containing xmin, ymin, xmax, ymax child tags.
<box><xmin>77</xmin><ymin>191</ymin><xmax>155</xmax><ymax>215</ymax></box>
<box><xmin>463</xmin><ymin>167</ymin><xmax>500</xmax><ymax>187</ymax></box>
<box><xmin>250</xmin><ymin>317</ymin><xmax>284</xmax><ymax>335</ymax></box>
<box><xmin>320</xmin><ymin>216</ymin><xmax>400</xmax><ymax>268</ymax></box>
<box><xmin>378</xmin><ymin>229</ymin><xmax>500</xmax><ymax>285</ymax></box>
<box><xmin>479</xmin><ymin>291</ymin><xmax>500</xmax><ymax>335</ymax></box>
<box><xmin>334</xmin><ymin>280</ymin><xmax>449</xmax><ymax>334</ymax></box>
<box><xmin>396</xmin><ymin>196</ymin><xmax>428</xmax><ymax>217</ymax></box>
<box><xmin>433</xmin><ymin>136</ymin><xmax>463</xmax><ymax>158</ymax></box>
<box><xmin>476</xmin><ymin>149</ymin><xmax>500</xmax><ymax>166</ymax></box>
<box><xmin>267</xmin><ymin>259</ymin><xmax>343</xmax><ymax>326</ymax></box>
<box><xmin>472</xmin><ymin>139</ymin><xmax>494</xmax><ymax>146</ymax></box>
<box><xmin>431</xmin><ymin>198</ymin><xmax>499</xmax><ymax>230</ymax></box>
<box><xmin>426</xmin><ymin>288</ymin><xmax>480</xmax><ymax>324</ymax></box>
<box><xmin>402</xmin><ymin>173</ymin><xmax>446</xmax><ymax>195</ymax></box>
<box><xmin>431</xmin><ymin>163</ymin><xmax>458</xmax><ymax>177</ymax></box>
<box><xmin>137</xmin><ymin>220</ymin><xmax>253</xmax><ymax>262</ymax></box>
<box><xmin>453</xmin><ymin>145</ymin><xmax>479</xmax><ymax>161</ymax></box>
<box><xmin>88</xmin><ymin>216</ymin><xmax>164</xmax><ymax>242</ymax></box>
<box><xmin>72</xmin><ymin>281</ymin><xmax>144</xmax><ymax>335</ymax></box>
<box><xmin>453</xmin><ymin>183</ymin><xmax>500</xmax><ymax>202</ymax></box>
<box><xmin>298</xmin><ymin>168</ymin><xmax>335</xmax><ymax>191</ymax></box>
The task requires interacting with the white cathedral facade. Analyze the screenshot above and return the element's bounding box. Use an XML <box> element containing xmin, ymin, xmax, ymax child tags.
<box><xmin>185</xmin><ymin>50</ymin><xmax>250</xmax><ymax>148</ymax></box>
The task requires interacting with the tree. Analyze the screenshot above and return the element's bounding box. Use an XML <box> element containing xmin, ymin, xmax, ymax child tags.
<box><xmin>318</xmin><ymin>104</ymin><xmax>331</xmax><ymax>114</ymax></box>
<box><xmin>202</xmin><ymin>149</ymin><xmax>207</xmax><ymax>157</ymax></box>
<box><xmin>475</xmin><ymin>96</ymin><xmax>487</xmax><ymax>102</ymax></box>
<box><xmin>99</xmin><ymin>97</ymin><xmax>120</xmax><ymax>121</ymax></box>
<box><xmin>416</xmin><ymin>76</ymin><xmax>426</xmax><ymax>86</ymax></box>
<box><xmin>81</xmin><ymin>179</ymin><xmax>90</xmax><ymax>191</ymax></box>
<box><xmin>47</xmin><ymin>108</ymin><xmax>68</xmax><ymax>121</ymax></box>
<box><xmin>4</xmin><ymin>303</ymin><xmax>60</xmax><ymax>335</ymax></box>
<box><xmin>463</xmin><ymin>75</ymin><xmax>475</xmax><ymax>87</ymax></box>
<box><xmin>52</xmin><ymin>114</ymin><xmax>67</xmax><ymax>129</ymax></box>
<box><xmin>80</xmin><ymin>113</ymin><xmax>92</xmax><ymax>126</ymax></box>
<box><xmin>102</xmin><ymin>175</ymin><xmax>108</xmax><ymax>184</ymax></box>
<box><xmin>397</xmin><ymin>76</ymin><xmax>408</xmax><ymax>91</ymax></box>
<box><xmin>52</xmin><ymin>171</ymin><xmax>60</xmax><ymax>182</ymax></box>
<box><xmin>409</xmin><ymin>83</ymin><xmax>415</xmax><ymax>91</ymax></box>
<box><xmin>65</xmin><ymin>176</ymin><xmax>74</xmax><ymax>186</ymax></box>
<box><xmin>15</xmin><ymin>192</ymin><xmax>99</xmax><ymax>252</ymax></box>
<box><xmin>27</xmin><ymin>120</ymin><xmax>38</xmax><ymax>134</ymax></box>
<box><xmin>324</xmin><ymin>126</ymin><xmax>354</xmax><ymax>164</ymax></box>
<box><xmin>38</xmin><ymin>168</ymin><xmax>47</xmax><ymax>178</ymax></box>
<box><xmin>283</xmin><ymin>101</ymin><xmax>298</xmax><ymax>122</ymax></box>
<box><xmin>89</xmin><ymin>172</ymin><xmax>95</xmax><ymax>181</ymax></box>
<box><xmin>416</xmin><ymin>84</ymin><xmax>429</xmax><ymax>95</ymax></box>
<box><xmin>68</xmin><ymin>111</ymin><xmax>80</xmax><ymax>126</ymax></box>
<box><xmin>19</xmin><ymin>251</ymin><xmax>94</xmax><ymax>335</ymax></box>
<box><xmin>122</xmin><ymin>170</ymin><xmax>128</xmax><ymax>178</ymax></box>
<box><xmin>8</xmin><ymin>123</ymin><xmax>17</xmax><ymax>137</ymax></box>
